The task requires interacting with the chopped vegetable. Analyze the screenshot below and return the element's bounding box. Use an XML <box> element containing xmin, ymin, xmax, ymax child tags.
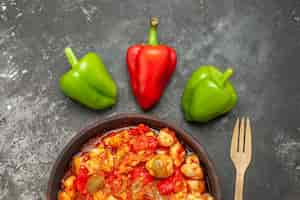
<box><xmin>63</xmin><ymin>176</ymin><xmax>76</xmax><ymax>190</ymax></box>
<box><xmin>170</xmin><ymin>142</ymin><xmax>186</xmax><ymax>167</ymax></box>
<box><xmin>186</xmin><ymin>180</ymin><xmax>206</xmax><ymax>193</ymax></box>
<box><xmin>181</xmin><ymin>163</ymin><xmax>204</xmax><ymax>180</ymax></box>
<box><xmin>58</xmin><ymin>191</ymin><xmax>72</xmax><ymax>200</ymax></box>
<box><xmin>146</xmin><ymin>154</ymin><xmax>174</xmax><ymax>178</ymax></box>
<box><xmin>130</xmin><ymin>165</ymin><xmax>153</xmax><ymax>185</ymax></box>
<box><xmin>131</xmin><ymin>135</ymin><xmax>158</xmax><ymax>153</ymax></box>
<box><xmin>75</xmin><ymin>166</ymin><xmax>89</xmax><ymax>194</ymax></box>
<box><xmin>186</xmin><ymin>154</ymin><xmax>200</xmax><ymax>165</ymax></box>
<box><xmin>157</xmin><ymin>169</ymin><xmax>186</xmax><ymax>195</ymax></box>
<box><xmin>158</xmin><ymin>129</ymin><xmax>175</xmax><ymax>147</ymax></box>
<box><xmin>86</xmin><ymin>175</ymin><xmax>105</xmax><ymax>194</ymax></box>
<box><xmin>157</xmin><ymin>177</ymin><xmax>174</xmax><ymax>195</ymax></box>
<box><xmin>106</xmin><ymin>172</ymin><xmax>126</xmax><ymax>194</ymax></box>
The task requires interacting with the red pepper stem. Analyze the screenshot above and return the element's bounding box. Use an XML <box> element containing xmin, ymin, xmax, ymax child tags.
<box><xmin>148</xmin><ymin>17</ymin><xmax>159</xmax><ymax>45</ymax></box>
<box><xmin>221</xmin><ymin>68</ymin><xmax>233</xmax><ymax>86</ymax></box>
<box><xmin>65</xmin><ymin>47</ymin><xmax>78</xmax><ymax>68</ymax></box>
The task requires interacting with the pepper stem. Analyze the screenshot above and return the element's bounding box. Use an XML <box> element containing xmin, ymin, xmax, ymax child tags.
<box><xmin>221</xmin><ymin>68</ymin><xmax>234</xmax><ymax>86</ymax></box>
<box><xmin>65</xmin><ymin>47</ymin><xmax>78</xmax><ymax>68</ymax></box>
<box><xmin>148</xmin><ymin>17</ymin><xmax>159</xmax><ymax>45</ymax></box>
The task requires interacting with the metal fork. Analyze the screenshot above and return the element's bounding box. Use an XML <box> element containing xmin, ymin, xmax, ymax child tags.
<box><xmin>230</xmin><ymin>118</ymin><xmax>252</xmax><ymax>200</ymax></box>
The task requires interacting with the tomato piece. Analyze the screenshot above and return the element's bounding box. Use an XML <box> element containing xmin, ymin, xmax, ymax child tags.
<box><xmin>75</xmin><ymin>193</ymin><xmax>93</xmax><ymax>200</ymax></box>
<box><xmin>132</xmin><ymin>135</ymin><xmax>158</xmax><ymax>152</ymax></box>
<box><xmin>129</xmin><ymin>124</ymin><xmax>150</xmax><ymax>135</ymax></box>
<box><xmin>75</xmin><ymin>166</ymin><xmax>89</xmax><ymax>194</ymax></box>
<box><xmin>131</xmin><ymin>166</ymin><xmax>153</xmax><ymax>185</ymax></box>
<box><xmin>156</xmin><ymin>169</ymin><xmax>185</xmax><ymax>195</ymax></box>
<box><xmin>147</xmin><ymin>136</ymin><xmax>159</xmax><ymax>151</ymax></box>
<box><xmin>138</xmin><ymin>124</ymin><xmax>150</xmax><ymax>133</ymax></box>
<box><xmin>172</xmin><ymin>169</ymin><xmax>186</xmax><ymax>192</ymax></box>
<box><xmin>129</xmin><ymin>128</ymin><xmax>139</xmax><ymax>136</ymax></box>
<box><xmin>84</xmin><ymin>194</ymin><xmax>93</xmax><ymax>200</ymax></box>
<box><xmin>157</xmin><ymin>177</ymin><xmax>174</xmax><ymax>195</ymax></box>
<box><xmin>106</xmin><ymin>171</ymin><xmax>125</xmax><ymax>194</ymax></box>
<box><xmin>126</xmin><ymin>191</ymin><xmax>133</xmax><ymax>200</ymax></box>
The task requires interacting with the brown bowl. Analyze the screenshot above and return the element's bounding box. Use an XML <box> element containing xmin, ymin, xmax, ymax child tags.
<box><xmin>47</xmin><ymin>113</ymin><xmax>221</xmax><ymax>200</ymax></box>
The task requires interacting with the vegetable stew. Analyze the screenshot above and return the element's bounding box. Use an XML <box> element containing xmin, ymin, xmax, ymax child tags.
<box><xmin>58</xmin><ymin>124</ymin><xmax>214</xmax><ymax>200</ymax></box>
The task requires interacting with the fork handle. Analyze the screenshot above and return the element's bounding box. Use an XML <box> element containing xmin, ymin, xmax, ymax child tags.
<box><xmin>234</xmin><ymin>171</ymin><xmax>245</xmax><ymax>200</ymax></box>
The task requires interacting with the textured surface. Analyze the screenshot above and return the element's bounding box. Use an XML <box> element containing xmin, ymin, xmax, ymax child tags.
<box><xmin>0</xmin><ymin>0</ymin><xmax>300</xmax><ymax>199</ymax></box>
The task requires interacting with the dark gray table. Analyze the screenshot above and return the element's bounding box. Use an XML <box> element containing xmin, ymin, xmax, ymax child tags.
<box><xmin>1</xmin><ymin>0</ymin><xmax>300</xmax><ymax>199</ymax></box>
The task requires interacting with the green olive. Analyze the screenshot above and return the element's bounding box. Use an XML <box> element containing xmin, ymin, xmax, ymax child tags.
<box><xmin>86</xmin><ymin>175</ymin><xmax>105</xmax><ymax>194</ymax></box>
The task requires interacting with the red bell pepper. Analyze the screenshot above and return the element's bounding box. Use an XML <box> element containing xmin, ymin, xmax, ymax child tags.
<box><xmin>126</xmin><ymin>17</ymin><xmax>177</xmax><ymax>110</ymax></box>
<box><xmin>75</xmin><ymin>166</ymin><xmax>89</xmax><ymax>194</ymax></box>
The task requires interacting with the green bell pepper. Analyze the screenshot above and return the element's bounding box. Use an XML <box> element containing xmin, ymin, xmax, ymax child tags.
<box><xmin>181</xmin><ymin>65</ymin><xmax>237</xmax><ymax>122</ymax></box>
<box><xmin>59</xmin><ymin>47</ymin><xmax>117</xmax><ymax>110</ymax></box>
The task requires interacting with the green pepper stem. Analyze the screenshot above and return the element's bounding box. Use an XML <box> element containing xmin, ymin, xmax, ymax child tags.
<box><xmin>65</xmin><ymin>47</ymin><xmax>78</xmax><ymax>68</ymax></box>
<box><xmin>148</xmin><ymin>17</ymin><xmax>159</xmax><ymax>45</ymax></box>
<box><xmin>221</xmin><ymin>68</ymin><xmax>234</xmax><ymax>86</ymax></box>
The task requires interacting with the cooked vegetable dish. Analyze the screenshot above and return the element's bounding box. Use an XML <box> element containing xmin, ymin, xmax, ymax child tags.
<box><xmin>58</xmin><ymin>124</ymin><xmax>214</xmax><ymax>200</ymax></box>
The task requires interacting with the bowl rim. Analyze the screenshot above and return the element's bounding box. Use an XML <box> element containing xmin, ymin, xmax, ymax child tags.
<box><xmin>47</xmin><ymin>113</ymin><xmax>222</xmax><ymax>200</ymax></box>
